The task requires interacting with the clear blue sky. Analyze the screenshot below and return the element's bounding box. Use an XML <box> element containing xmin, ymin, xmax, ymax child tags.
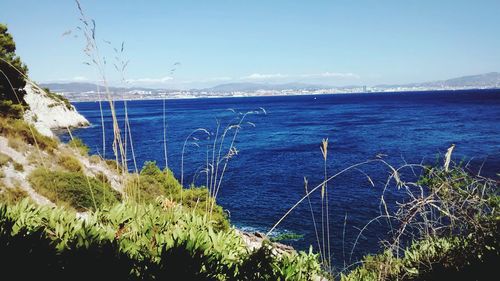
<box><xmin>2</xmin><ymin>0</ymin><xmax>500</xmax><ymax>89</ymax></box>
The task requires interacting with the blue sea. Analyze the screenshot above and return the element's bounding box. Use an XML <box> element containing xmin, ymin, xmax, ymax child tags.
<box><xmin>61</xmin><ymin>89</ymin><xmax>500</xmax><ymax>266</ymax></box>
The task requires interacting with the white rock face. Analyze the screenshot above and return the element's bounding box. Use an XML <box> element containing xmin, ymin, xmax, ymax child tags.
<box><xmin>23</xmin><ymin>84</ymin><xmax>89</xmax><ymax>137</ymax></box>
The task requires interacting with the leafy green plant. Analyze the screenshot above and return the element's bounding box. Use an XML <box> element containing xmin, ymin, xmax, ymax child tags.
<box><xmin>237</xmin><ymin>241</ymin><xmax>322</xmax><ymax>280</ymax></box>
<box><xmin>171</xmin><ymin>186</ymin><xmax>230</xmax><ymax>231</ymax></box>
<box><xmin>341</xmin><ymin>232</ymin><xmax>499</xmax><ymax>281</ymax></box>
<box><xmin>0</xmin><ymin>199</ymin><xmax>322</xmax><ymax>280</ymax></box>
<box><xmin>125</xmin><ymin>161</ymin><xmax>181</xmax><ymax>201</ymax></box>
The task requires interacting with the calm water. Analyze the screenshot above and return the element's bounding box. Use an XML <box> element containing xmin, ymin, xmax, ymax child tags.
<box><xmin>62</xmin><ymin>90</ymin><xmax>500</xmax><ymax>265</ymax></box>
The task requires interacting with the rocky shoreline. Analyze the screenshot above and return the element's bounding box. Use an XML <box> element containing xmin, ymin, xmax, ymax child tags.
<box><xmin>236</xmin><ymin>230</ymin><xmax>295</xmax><ymax>254</ymax></box>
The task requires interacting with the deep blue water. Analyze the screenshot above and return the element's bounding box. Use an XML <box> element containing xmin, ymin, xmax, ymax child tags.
<box><xmin>62</xmin><ymin>89</ymin><xmax>500</xmax><ymax>265</ymax></box>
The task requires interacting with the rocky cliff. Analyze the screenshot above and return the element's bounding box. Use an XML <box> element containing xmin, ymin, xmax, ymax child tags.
<box><xmin>23</xmin><ymin>84</ymin><xmax>89</xmax><ymax>137</ymax></box>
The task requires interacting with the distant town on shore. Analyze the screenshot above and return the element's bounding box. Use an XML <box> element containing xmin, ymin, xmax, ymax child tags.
<box><xmin>42</xmin><ymin>72</ymin><xmax>500</xmax><ymax>102</ymax></box>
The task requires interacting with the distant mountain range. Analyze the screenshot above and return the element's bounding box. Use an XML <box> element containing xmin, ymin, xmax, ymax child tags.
<box><xmin>375</xmin><ymin>72</ymin><xmax>500</xmax><ymax>89</ymax></box>
<box><xmin>39</xmin><ymin>82</ymin><xmax>169</xmax><ymax>93</ymax></box>
<box><xmin>204</xmin><ymin>82</ymin><xmax>327</xmax><ymax>92</ymax></box>
<box><xmin>41</xmin><ymin>72</ymin><xmax>500</xmax><ymax>94</ymax></box>
<box><xmin>40</xmin><ymin>81</ymin><xmax>328</xmax><ymax>93</ymax></box>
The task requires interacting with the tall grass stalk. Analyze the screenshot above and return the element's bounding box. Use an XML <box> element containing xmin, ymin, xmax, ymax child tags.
<box><xmin>124</xmin><ymin>101</ymin><xmax>142</xmax><ymax>202</ymax></box>
<box><xmin>210</xmin><ymin>110</ymin><xmax>263</xmax><ymax>215</ymax></box>
<box><xmin>321</xmin><ymin>138</ymin><xmax>332</xmax><ymax>268</ymax></box>
<box><xmin>267</xmin><ymin>159</ymin><xmax>377</xmax><ymax>235</ymax></box>
<box><xmin>319</xmin><ymin>138</ymin><xmax>330</xmax><ymax>267</ymax></box>
<box><xmin>209</xmin><ymin>121</ymin><xmax>220</xmax><ymax>199</ymax></box>
<box><xmin>163</xmin><ymin>98</ymin><xmax>168</xmax><ymax>169</ymax></box>
<box><xmin>342</xmin><ymin>212</ymin><xmax>348</xmax><ymax>270</ymax></box>
<box><xmin>96</xmin><ymin>85</ymin><xmax>106</xmax><ymax>158</ymax></box>
<box><xmin>76</xmin><ymin>0</ymin><xmax>127</xmax><ymax>179</ymax></box>
<box><xmin>123</xmin><ymin>101</ymin><xmax>128</xmax><ymax>166</ymax></box>
<box><xmin>181</xmin><ymin>128</ymin><xmax>210</xmax><ymax>188</ymax></box>
<box><xmin>304</xmin><ymin>177</ymin><xmax>324</xmax><ymax>264</ymax></box>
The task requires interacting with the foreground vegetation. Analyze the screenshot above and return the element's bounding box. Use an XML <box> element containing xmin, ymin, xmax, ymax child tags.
<box><xmin>342</xmin><ymin>234</ymin><xmax>499</xmax><ymax>281</ymax></box>
<box><xmin>0</xmin><ymin>200</ymin><xmax>322</xmax><ymax>280</ymax></box>
<box><xmin>340</xmin><ymin>161</ymin><xmax>499</xmax><ymax>281</ymax></box>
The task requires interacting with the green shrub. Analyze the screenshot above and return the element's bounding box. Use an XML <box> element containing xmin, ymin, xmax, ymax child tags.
<box><xmin>171</xmin><ymin>187</ymin><xmax>230</xmax><ymax>231</ymax></box>
<box><xmin>0</xmin><ymin>186</ymin><xmax>27</xmax><ymax>204</ymax></box>
<box><xmin>125</xmin><ymin>174</ymin><xmax>166</xmax><ymax>203</ymax></box>
<box><xmin>0</xmin><ymin>117</ymin><xmax>57</xmax><ymax>152</ymax></box>
<box><xmin>125</xmin><ymin>161</ymin><xmax>182</xmax><ymax>201</ymax></box>
<box><xmin>28</xmin><ymin>168</ymin><xmax>120</xmax><ymax>211</ymax></box>
<box><xmin>57</xmin><ymin>153</ymin><xmax>82</xmax><ymax>172</ymax></box>
<box><xmin>67</xmin><ymin>137</ymin><xmax>89</xmax><ymax>155</ymax></box>
<box><xmin>126</xmin><ymin>161</ymin><xmax>229</xmax><ymax>231</ymax></box>
<box><xmin>140</xmin><ymin>161</ymin><xmax>182</xmax><ymax>192</ymax></box>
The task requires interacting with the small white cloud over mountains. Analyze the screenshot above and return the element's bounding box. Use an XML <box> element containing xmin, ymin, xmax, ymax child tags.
<box><xmin>241</xmin><ymin>73</ymin><xmax>288</xmax><ymax>80</ymax></box>
<box><xmin>127</xmin><ymin>76</ymin><xmax>174</xmax><ymax>84</ymax></box>
<box><xmin>240</xmin><ymin>72</ymin><xmax>359</xmax><ymax>81</ymax></box>
<box><xmin>72</xmin><ymin>76</ymin><xmax>88</xmax><ymax>81</ymax></box>
<box><xmin>199</xmin><ymin>76</ymin><xmax>233</xmax><ymax>83</ymax></box>
<box><xmin>307</xmin><ymin>72</ymin><xmax>360</xmax><ymax>79</ymax></box>
<box><xmin>52</xmin><ymin>71</ymin><xmax>359</xmax><ymax>88</ymax></box>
